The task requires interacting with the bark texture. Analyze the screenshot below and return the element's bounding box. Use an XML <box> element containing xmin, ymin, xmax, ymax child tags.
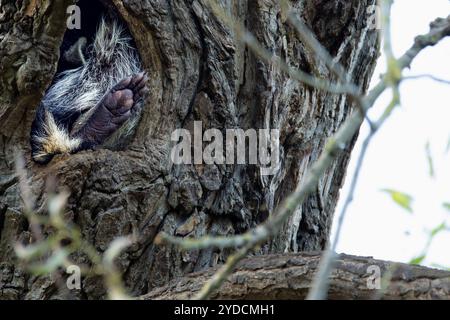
<box><xmin>0</xmin><ymin>0</ymin><xmax>379</xmax><ymax>299</ymax></box>
<box><xmin>142</xmin><ymin>253</ymin><xmax>450</xmax><ymax>300</ymax></box>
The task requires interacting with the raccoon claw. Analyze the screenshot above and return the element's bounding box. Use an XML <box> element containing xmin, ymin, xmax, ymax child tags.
<box><xmin>76</xmin><ymin>73</ymin><xmax>148</xmax><ymax>146</ymax></box>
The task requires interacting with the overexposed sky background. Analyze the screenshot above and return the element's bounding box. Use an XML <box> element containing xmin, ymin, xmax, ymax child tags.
<box><xmin>333</xmin><ymin>0</ymin><xmax>450</xmax><ymax>269</ymax></box>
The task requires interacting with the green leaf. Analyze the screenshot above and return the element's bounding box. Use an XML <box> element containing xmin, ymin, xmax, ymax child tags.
<box><xmin>425</xmin><ymin>141</ymin><xmax>435</xmax><ymax>178</ymax></box>
<box><xmin>409</xmin><ymin>255</ymin><xmax>426</xmax><ymax>265</ymax></box>
<box><xmin>443</xmin><ymin>203</ymin><xmax>450</xmax><ymax>212</ymax></box>
<box><xmin>382</xmin><ymin>189</ymin><xmax>414</xmax><ymax>213</ymax></box>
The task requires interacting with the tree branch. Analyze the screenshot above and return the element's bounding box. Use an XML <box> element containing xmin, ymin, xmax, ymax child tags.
<box><xmin>141</xmin><ymin>253</ymin><xmax>450</xmax><ymax>300</ymax></box>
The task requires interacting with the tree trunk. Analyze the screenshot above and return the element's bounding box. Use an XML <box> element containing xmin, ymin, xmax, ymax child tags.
<box><xmin>0</xmin><ymin>0</ymin><xmax>379</xmax><ymax>299</ymax></box>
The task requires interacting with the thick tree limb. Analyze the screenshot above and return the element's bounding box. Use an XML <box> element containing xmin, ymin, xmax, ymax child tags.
<box><xmin>141</xmin><ymin>253</ymin><xmax>450</xmax><ymax>300</ymax></box>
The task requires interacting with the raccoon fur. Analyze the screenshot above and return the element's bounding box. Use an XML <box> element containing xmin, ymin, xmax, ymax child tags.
<box><xmin>30</xmin><ymin>18</ymin><xmax>148</xmax><ymax>164</ymax></box>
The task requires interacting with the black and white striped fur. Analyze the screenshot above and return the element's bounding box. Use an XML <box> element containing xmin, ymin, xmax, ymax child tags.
<box><xmin>31</xmin><ymin>18</ymin><xmax>147</xmax><ymax>164</ymax></box>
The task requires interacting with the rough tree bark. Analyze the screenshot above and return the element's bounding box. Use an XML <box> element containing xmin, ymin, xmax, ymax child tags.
<box><xmin>0</xmin><ymin>0</ymin><xmax>381</xmax><ymax>299</ymax></box>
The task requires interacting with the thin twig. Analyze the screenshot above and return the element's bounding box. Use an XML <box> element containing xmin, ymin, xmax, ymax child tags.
<box><xmin>307</xmin><ymin>93</ymin><xmax>399</xmax><ymax>299</ymax></box>
<box><xmin>14</xmin><ymin>151</ymin><xmax>43</xmax><ymax>242</ymax></box>
<box><xmin>403</xmin><ymin>74</ymin><xmax>450</xmax><ymax>85</ymax></box>
<box><xmin>284</xmin><ymin>7</ymin><xmax>350</xmax><ymax>85</ymax></box>
<box><xmin>14</xmin><ymin>158</ymin><xmax>135</xmax><ymax>299</ymax></box>
<box><xmin>193</xmin><ymin>243</ymin><xmax>252</xmax><ymax>300</ymax></box>
<box><xmin>205</xmin><ymin>0</ymin><xmax>360</xmax><ymax>96</ymax></box>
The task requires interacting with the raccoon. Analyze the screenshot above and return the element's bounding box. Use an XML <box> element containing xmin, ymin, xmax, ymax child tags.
<box><xmin>30</xmin><ymin>18</ymin><xmax>148</xmax><ymax>164</ymax></box>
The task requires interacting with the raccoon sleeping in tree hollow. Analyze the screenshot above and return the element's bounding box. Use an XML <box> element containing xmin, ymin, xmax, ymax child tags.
<box><xmin>30</xmin><ymin>18</ymin><xmax>148</xmax><ymax>164</ymax></box>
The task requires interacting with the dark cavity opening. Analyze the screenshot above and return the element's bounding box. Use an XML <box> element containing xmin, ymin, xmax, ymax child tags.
<box><xmin>56</xmin><ymin>0</ymin><xmax>135</xmax><ymax>74</ymax></box>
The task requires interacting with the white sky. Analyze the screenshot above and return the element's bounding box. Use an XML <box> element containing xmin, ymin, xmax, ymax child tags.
<box><xmin>333</xmin><ymin>0</ymin><xmax>450</xmax><ymax>269</ymax></box>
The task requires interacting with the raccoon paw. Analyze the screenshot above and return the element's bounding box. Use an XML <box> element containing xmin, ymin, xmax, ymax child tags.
<box><xmin>76</xmin><ymin>72</ymin><xmax>148</xmax><ymax>147</ymax></box>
